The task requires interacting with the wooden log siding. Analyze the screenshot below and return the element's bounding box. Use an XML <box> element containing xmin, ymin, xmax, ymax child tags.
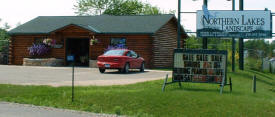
<box><xmin>9</xmin><ymin>35</ymin><xmax>64</xmax><ymax>65</ymax></box>
<box><xmin>11</xmin><ymin>36</ymin><xmax>38</xmax><ymax>65</ymax></box>
<box><xmin>9</xmin><ymin>23</ymin><xmax>185</xmax><ymax>68</ymax></box>
<box><xmin>91</xmin><ymin>35</ymin><xmax>153</xmax><ymax>68</ymax></box>
<box><xmin>9</xmin><ymin>25</ymin><xmax>154</xmax><ymax>68</ymax></box>
<box><xmin>8</xmin><ymin>37</ymin><xmax>13</xmax><ymax>64</ymax></box>
<box><xmin>152</xmin><ymin>20</ymin><xmax>184</xmax><ymax>68</ymax></box>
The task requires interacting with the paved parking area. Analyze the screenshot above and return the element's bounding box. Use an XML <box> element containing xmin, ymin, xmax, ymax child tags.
<box><xmin>0</xmin><ymin>65</ymin><xmax>171</xmax><ymax>86</ymax></box>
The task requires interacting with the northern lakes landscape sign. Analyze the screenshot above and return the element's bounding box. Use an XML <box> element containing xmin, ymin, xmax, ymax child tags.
<box><xmin>196</xmin><ymin>10</ymin><xmax>272</xmax><ymax>38</ymax></box>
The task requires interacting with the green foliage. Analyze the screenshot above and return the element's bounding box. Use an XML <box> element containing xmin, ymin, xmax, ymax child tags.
<box><xmin>0</xmin><ymin>19</ymin><xmax>10</xmax><ymax>41</ymax></box>
<box><xmin>0</xmin><ymin>27</ymin><xmax>10</xmax><ymax>53</ymax></box>
<box><xmin>245</xmin><ymin>58</ymin><xmax>262</xmax><ymax>71</ymax></box>
<box><xmin>104</xmin><ymin>0</ymin><xmax>162</xmax><ymax>15</ymax></box>
<box><xmin>244</xmin><ymin>40</ymin><xmax>275</xmax><ymax>71</ymax></box>
<box><xmin>0</xmin><ymin>68</ymin><xmax>274</xmax><ymax>117</ymax></box>
<box><xmin>74</xmin><ymin>0</ymin><xmax>113</xmax><ymax>15</ymax></box>
<box><xmin>245</xmin><ymin>39</ymin><xmax>274</xmax><ymax>58</ymax></box>
<box><xmin>113</xmin><ymin>106</ymin><xmax>122</xmax><ymax>115</ymax></box>
<box><xmin>0</xmin><ymin>28</ymin><xmax>9</xmax><ymax>41</ymax></box>
<box><xmin>74</xmin><ymin>0</ymin><xmax>164</xmax><ymax>15</ymax></box>
<box><xmin>185</xmin><ymin>35</ymin><xmax>201</xmax><ymax>49</ymax></box>
<box><xmin>185</xmin><ymin>35</ymin><xmax>275</xmax><ymax>71</ymax></box>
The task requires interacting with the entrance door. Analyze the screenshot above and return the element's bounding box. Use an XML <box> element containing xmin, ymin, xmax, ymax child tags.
<box><xmin>66</xmin><ymin>38</ymin><xmax>89</xmax><ymax>66</ymax></box>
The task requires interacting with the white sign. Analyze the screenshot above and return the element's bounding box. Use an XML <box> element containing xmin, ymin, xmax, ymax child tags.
<box><xmin>173</xmin><ymin>49</ymin><xmax>227</xmax><ymax>84</ymax></box>
<box><xmin>196</xmin><ymin>10</ymin><xmax>272</xmax><ymax>38</ymax></box>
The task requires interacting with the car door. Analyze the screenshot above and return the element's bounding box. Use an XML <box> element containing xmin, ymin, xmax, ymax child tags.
<box><xmin>126</xmin><ymin>51</ymin><xmax>134</xmax><ymax>68</ymax></box>
<box><xmin>130</xmin><ymin>51</ymin><xmax>140</xmax><ymax>68</ymax></box>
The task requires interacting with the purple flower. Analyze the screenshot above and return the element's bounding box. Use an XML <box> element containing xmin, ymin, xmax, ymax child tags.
<box><xmin>28</xmin><ymin>44</ymin><xmax>50</xmax><ymax>56</ymax></box>
<box><xmin>104</xmin><ymin>44</ymin><xmax>127</xmax><ymax>53</ymax></box>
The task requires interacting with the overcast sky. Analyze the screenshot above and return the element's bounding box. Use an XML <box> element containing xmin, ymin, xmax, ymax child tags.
<box><xmin>0</xmin><ymin>0</ymin><xmax>274</xmax><ymax>40</ymax></box>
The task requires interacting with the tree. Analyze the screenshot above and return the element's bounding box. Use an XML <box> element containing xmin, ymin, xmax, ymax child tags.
<box><xmin>16</xmin><ymin>22</ymin><xmax>22</xmax><ymax>27</ymax></box>
<box><xmin>74</xmin><ymin>0</ymin><xmax>114</xmax><ymax>15</ymax></box>
<box><xmin>0</xmin><ymin>26</ymin><xmax>10</xmax><ymax>54</ymax></box>
<box><xmin>3</xmin><ymin>22</ymin><xmax>10</xmax><ymax>30</ymax></box>
<box><xmin>0</xmin><ymin>28</ymin><xmax>9</xmax><ymax>40</ymax></box>
<box><xmin>74</xmin><ymin>0</ymin><xmax>163</xmax><ymax>15</ymax></box>
<box><xmin>0</xmin><ymin>19</ymin><xmax>9</xmax><ymax>41</ymax></box>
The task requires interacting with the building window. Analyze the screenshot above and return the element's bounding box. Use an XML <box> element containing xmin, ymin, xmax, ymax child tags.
<box><xmin>110</xmin><ymin>38</ymin><xmax>126</xmax><ymax>46</ymax></box>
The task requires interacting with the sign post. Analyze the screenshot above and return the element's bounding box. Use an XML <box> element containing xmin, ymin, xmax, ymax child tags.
<box><xmin>67</xmin><ymin>55</ymin><xmax>75</xmax><ymax>102</ymax></box>
<box><xmin>202</xmin><ymin>0</ymin><xmax>208</xmax><ymax>49</ymax></box>
<box><xmin>177</xmin><ymin>0</ymin><xmax>181</xmax><ymax>48</ymax></box>
<box><xmin>231</xmin><ymin>0</ymin><xmax>236</xmax><ymax>72</ymax></box>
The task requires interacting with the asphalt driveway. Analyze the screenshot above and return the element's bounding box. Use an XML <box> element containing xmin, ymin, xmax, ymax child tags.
<box><xmin>0</xmin><ymin>65</ymin><xmax>171</xmax><ymax>86</ymax></box>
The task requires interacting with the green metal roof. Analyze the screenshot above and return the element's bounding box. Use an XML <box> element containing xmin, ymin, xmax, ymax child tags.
<box><xmin>8</xmin><ymin>14</ymin><xmax>177</xmax><ymax>35</ymax></box>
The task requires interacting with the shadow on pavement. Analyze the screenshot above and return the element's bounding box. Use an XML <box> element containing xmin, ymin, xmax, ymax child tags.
<box><xmin>103</xmin><ymin>70</ymin><xmax>149</xmax><ymax>75</ymax></box>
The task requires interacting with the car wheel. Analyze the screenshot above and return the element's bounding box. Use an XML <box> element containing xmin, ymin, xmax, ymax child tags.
<box><xmin>99</xmin><ymin>68</ymin><xmax>105</xmax><ymax>73</ymax></box>
<box><xmin>140</xmin><ymin>62</ymin><xmax>145</xmax><ymax>72</ymax></box>
<box><xmin>124</xmin><ymin>63</ymin><xmax>129</xmax><ymax>73</ymax></box>
<box><xmin>118</xmin><ymin>69</ymin><xmax>123</xmax><ymax>73</ymax></box>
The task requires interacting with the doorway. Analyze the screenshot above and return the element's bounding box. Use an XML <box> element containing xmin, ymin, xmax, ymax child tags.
<box><xmin>66</xmin><ymin>38</ymin><xmax>90</xmax><ymax>66</ymax></box>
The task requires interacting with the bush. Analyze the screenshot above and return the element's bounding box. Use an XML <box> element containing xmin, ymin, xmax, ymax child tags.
<box><xmin>113</xmin><ymin>106</ymin><xmax>122</xmax><ymax>115</ymax></box>
<box><xmin>245</xmin><ymin>58</ymin><xmax>262</xmax><ymax>71</ymax></box>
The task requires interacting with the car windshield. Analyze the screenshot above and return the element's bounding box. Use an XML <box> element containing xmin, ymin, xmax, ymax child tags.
<box><xmin>104</xmin><ymin>50</ymin><xmax>126</xmax><ymax>56</ymax></box>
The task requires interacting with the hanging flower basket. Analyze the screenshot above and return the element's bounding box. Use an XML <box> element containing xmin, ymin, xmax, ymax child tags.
<box><xmin>90</xmin><ymin>36</ymin><xmax>98</xmax><ymax>45</ymax></box>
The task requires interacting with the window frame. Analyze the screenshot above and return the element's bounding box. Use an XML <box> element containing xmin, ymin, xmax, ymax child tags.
<box><xmin>110</xmin><ymin>38</ymin><xmax>126</xmax><ymax>46</ymax></box>
<box><xmin>130</xmin><ymin>51</ymin><xmax>138</xmax><ymax>58</ymax></box>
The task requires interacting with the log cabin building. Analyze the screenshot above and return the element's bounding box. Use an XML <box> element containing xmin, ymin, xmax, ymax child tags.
<box><xmin>8</xmin><ymin>14</ymin><xmax>187</xmax><ymax>68</ymax></box>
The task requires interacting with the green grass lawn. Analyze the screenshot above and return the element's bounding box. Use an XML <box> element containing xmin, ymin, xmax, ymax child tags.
<box><xmin>0</xmin><ymin>69</ymin><xmax>274</xmax><ymax>117</ymax></box>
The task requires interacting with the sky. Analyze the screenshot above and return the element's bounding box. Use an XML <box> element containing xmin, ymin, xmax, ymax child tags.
<box><xmin>0</xmin><ymin>0</ymin><xmax>274</xmax><ymax>40</ymax></box>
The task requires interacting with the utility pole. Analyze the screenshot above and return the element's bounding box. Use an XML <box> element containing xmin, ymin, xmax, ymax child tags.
<box><xmin>202</xmin><ymin>0</ymin><xmax>208</xmax><ymax>49</ymax></box>
<box><xmin>239</xmin><ymin>0</ymin><xmax>244</xmax><ymax>70</ymax></box>
<box><xmin>177</xmin><ymin>0</ymin><xmax>181</xmax><ymax>48</ymax></box>
<box><xmin>231</xmin><ymin>0</ymin><xmax>236</xmax><ymax>72</ymax></box>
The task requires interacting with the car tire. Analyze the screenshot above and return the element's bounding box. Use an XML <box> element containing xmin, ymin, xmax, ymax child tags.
<box><xmin>140</xmin><ymin>62</ymin><xmax>145</xmax><ymax>72</ymax></box>
<box><xmin>118</xmin><ymin>69</ymin><xmax>123</xmax><ymax>73</ymax></box>
<box><xmin>99</xmin><ymin>68</ymin><xmax>105</xmax><ymax>73</ymax></box>
<box><xmin>123</xmin><ymin>63</ymin><xmax>129</xmax><ymax>73</ymax></box>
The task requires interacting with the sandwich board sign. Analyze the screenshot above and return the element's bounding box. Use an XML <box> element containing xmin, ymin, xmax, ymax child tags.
<box><xmin>162</xmin><ymin>49</ymin><xmax>231</xmax><ymax>94</ymax></box>
<box><xmin>196</xmin><ymin>10</ymin><xmax>272</xmax><ymax>38</ymax></box>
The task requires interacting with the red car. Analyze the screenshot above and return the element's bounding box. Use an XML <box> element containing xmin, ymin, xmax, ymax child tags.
<box><xmin>97</xmin><ymin>49</ymin><xmax>145</xmax><ymax>73</ymax></box>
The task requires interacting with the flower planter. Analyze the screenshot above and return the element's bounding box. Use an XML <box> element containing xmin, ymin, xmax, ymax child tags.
<box><xmin>89</xmin><ymin>60</ymin><xmax>98</xmax><ymax>68</ymax></box>
<box><xmin>23</xmin><ymin>58</ymin><xmax>64</xmax><ymax>67</ymax></box>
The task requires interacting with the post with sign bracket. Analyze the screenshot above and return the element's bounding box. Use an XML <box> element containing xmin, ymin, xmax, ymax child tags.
<box><xmin>67</xmin><ymin>55</ymin><xmax>75</xmax><ymax>102</ymax></box>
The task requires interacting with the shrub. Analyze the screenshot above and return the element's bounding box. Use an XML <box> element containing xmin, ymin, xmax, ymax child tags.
<box><xmin>245</xmin><ymin>58</ymin><xmax>262</xmax><ymax>71</ymax></box>
<box><xmin>113</xmin><ymin>106</ymin><xmax>122</xmax><ymax>115</ymax></box>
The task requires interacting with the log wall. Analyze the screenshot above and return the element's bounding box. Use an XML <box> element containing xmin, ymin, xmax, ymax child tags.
<box><xmin>9</xmin><ymin>21</ymin><xmax>186</xmax><ymax>68</ymax></box>
<box><xmin>9</xmin><ymin>25</ymin><xmax>153</xmax><ymax>68</ymax></box>
<box><xmin>91</xmin><ymin>34</ymin><xmax>153</xmax><ymax>68</ymax></box>
<box><xmin>152</xmin><ymin>19</ymin><xmax>186</xmax><ymax>68</ymax></box>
